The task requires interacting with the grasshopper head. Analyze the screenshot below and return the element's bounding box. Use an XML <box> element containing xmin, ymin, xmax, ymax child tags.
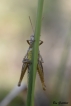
<box><xmin>29</xmin><ymin>35</ymin><xmax>34</xmax><ymax>44</ymax></box>
<box><xmin>30</xmin><ymin>35</ymin><xmax>34</xmax><ymax>41</ymax></box>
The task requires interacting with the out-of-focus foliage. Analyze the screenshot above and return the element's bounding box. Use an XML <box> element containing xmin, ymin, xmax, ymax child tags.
<box><xmin>0</xmin><ymin>89</ymin><xmax>24</xmax><ymax>106</ymax></box>
<box><xmin>0</xmin><ymin>0</ymin><xmax>71</xmax><ymax>106</ymax></box>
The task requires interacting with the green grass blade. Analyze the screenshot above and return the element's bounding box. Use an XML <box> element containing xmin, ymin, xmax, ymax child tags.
<box><xmin>26</xmin><ymin>0</ymin><xmax>44</xmax><ymax>106</ymax></box>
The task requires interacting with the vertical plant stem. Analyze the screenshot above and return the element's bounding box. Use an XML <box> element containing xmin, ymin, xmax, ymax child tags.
<box><xmin>26</xmin><ymin>0</ymin><xmax>44</xmax><ymax>106</ymax></box>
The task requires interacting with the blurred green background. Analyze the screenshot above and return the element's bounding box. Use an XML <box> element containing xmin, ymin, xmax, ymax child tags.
<box><xmin>0</xmin><ymin>0</ymin><xmax>71</xmax><ymax>106</ymax></box>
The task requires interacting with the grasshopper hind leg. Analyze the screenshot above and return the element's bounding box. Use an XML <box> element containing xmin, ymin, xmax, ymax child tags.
<box><xmin>18</xmin><ymin>63</ymin><xmax>28</xmax><ymax>86</ymax></box>
<box><xmin>37</xmin><ymin>61</ymin><xmax>46</xmax><ymax>90</ymax></box>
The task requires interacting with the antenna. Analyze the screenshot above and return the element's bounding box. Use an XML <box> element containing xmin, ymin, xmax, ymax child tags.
<box><xmin>29</xmin><ymin>16</ymin><xmax>44</xmax><ymax>35</ymax></box>
<box><xmin>29</xmin><ymin>16</ymin><xmax>34</xmax><ymax>33</ymax></box>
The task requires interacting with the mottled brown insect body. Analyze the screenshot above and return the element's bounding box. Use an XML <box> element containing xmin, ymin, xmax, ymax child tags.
<box><xmin>18</xmin><ymin>35</ymin><xmax>46</xmax><ymax>90</ymax></box>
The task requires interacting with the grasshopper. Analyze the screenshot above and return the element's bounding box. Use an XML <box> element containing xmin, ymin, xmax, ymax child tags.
<box><xmin>18</xmin><ymin>17</ymin><xmax>46</xmax><ymax>90</ymax></box>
